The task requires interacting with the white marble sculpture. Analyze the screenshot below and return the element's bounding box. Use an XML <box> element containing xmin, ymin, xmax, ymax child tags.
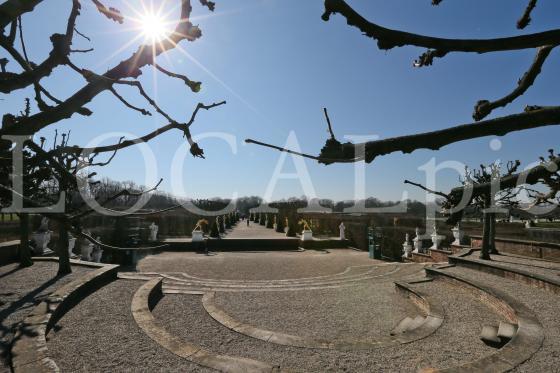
<box><xmin>412</xmin><ymin>227</ymin><xmax>422</xmax><ymax>254</ymax></box>
<box><xmin>80</xmin><ymin>242</ymin><xmax>93</xmax><ymax>261</ymax></box>
<box><xmin>451</xmin><ymin>223</ymin><xmax>464</xmax><ymax>246</ymax></box>
<box><xmin>68</xmin><ymin>233</ymin><xmax>77</xmax><ymax>258</ymax></box>
<box><xmin>91</xmin><ymin>237</ymin><xmax>103</xmax><ymax>263</ymax></box>
<box><xmin>80</xmin><ymin>231</ymin><xmax>93</xmax><ymax>261</ymax></box>
<box><xmin>31</xmin><ymin>231</ymin><xmax>51</xmax><ymax>254</ymax></box>
<box><xmin>402</xmin><ymin>233</ymin><xmax>413</xmax><ymax>259</ymax></box>
<box><xmin>149</xmin><ymin>222</ymin><xmax>159</xmax><ymax>241</ymax></box>
<box><xmin>339</xmin><ymin>222</ymin><xmax>346</xmax><ymax>240</ymax></box>
<box><xmin>31</xmin><ymin>217</ymin><xmax>51</xmax><ymax>255</ymax></box>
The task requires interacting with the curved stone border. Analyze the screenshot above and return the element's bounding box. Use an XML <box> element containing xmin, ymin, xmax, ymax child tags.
<box><xmin>131</xmin><ymin>278</ymin><xmax>280</xmax><ymax>372</ymax></box>
<box><xmin>11</xmin><ymin>260</ymin><xmax>119</xmax><ymax>372</ymax></box>
<box><xmin>201</xmin><ymin>282</ymin><xmax>443</xmax><ymax>350</ymax></box>
<box><xmin>448</xmin><ymin>255</ymin><xmax>560</xmax><ymax>295</ymax></box>
<box><xmin>424</xmin><ymin>267</ymin><xmax>544</xmax><ymax>372</ymax></box>
<box><xmin>393</xmin><ymin>281</ymin><xmax>445</xmax><ymax>343</ymax></box>
<box><xmin>162</xmin><ymin>265</ymin><xmax>404</xmax><ymax>292</ymax></box>
<box><xmin>159</xmin><ymin>264</ymin><xmax>429</xmax><ymax>294</ymax></box>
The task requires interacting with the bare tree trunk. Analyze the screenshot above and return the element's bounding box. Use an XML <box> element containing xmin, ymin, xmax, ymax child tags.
<box><xmin>480</xmin><ymin>197</ymin><xmax>492</xmax><ymax>260</ymax></box>
<box><xmin>18</xmin><ymin>213</ymin><xmax>33</xmax><ymax>267</ymax></box>
<box><xmin>480</xmin><ymin>210</ymin><xmax>492</xmax><ymax>260</ymax></box>
<box><xmin>489</xmin><ymin>213</ymin><xmax>499</xmax><ymax>254</ymax></box>
<box><xmin>57</xmin><ymin>223</ymin><xmax>72</xmax><ymax>275</ymax></box>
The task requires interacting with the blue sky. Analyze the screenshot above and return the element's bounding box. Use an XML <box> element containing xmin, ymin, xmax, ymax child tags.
<box><xmin>3</xmin><ymin>0</ymin><xmax>560</xmax><ymax>202</ymax></box>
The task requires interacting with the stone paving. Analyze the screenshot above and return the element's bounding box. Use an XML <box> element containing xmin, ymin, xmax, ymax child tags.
<box><xmin>0</xmin><ymin>262</ymin><xmax>90</xmax><ymax>372</ymax></box>
<box><xmin>225</xmin><ymin>221</ymin><xmax>290</xmax><ymax>239</ymax></box>
<box><xmin>6</xmin><ymin>225</ymin><xmax>560</xmax><ymax>372</ymax></box>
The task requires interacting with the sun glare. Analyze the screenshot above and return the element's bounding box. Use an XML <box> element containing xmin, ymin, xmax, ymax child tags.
<box><xmin>140</xmin><ymin>13</ymin><xmax>168</xmax><ymax>42</ymax></box>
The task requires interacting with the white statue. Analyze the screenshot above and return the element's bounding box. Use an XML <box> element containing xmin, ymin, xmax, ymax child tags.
<box><xmin>149</xmin><ymin>222</ymin><xmax>159</xmax><ymax>241</ymax></box>
<box><xmin>38</xmin><ymin>217</ymin><xmax>49</xmax><ymax>232</ymax></box>
<box><xmin>412</xmin><ymin>227</ymin><xmax>422</xmax><ymax>253</ymax></box>
<box><xmin>490</xmin><ymin>162</ymin><xmax>501</xmax><ymax>180</ymax></box>
<box><xmin>80</xmin><ymin>230</ymin><xmax>94</xmax><ymax>261</ymax></box>
<box><xmin>32</xmin><ymin>217</ymin><xmax>52</xmax><ymax>254</ymax></box>
<box><xmin>402</xmin><ymin>233</ymin><xmax>413</xmax><ymax>259</ymax></box>
<box><xmin>68</xmin><ymin>233</ymin><xmax>77</xmax><ymax>258</ymax></box>
<box><xmin>339</xmin><ymin>222</ymin><xmax>346</xmax><ymax>240</ymax></box>
<box><xmin>91</xmin><ymin>236</ymin><xmax>103</xmax><ymax>263</ymax></box>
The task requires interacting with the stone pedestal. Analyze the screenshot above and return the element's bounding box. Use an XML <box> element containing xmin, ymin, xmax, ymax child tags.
<box><xmin>402</xmin><ymin>233</ymin><xmax>412</xmax><ymax>259</ymax></box>
<box><xmin>430</xmin><ymin>232</ymin><xmax>445</xmax><ymax>251</ymax></box>
<box><xmin>68</xmin><ymin>237</ymin><xmax>77</xmax><ymax>257</ymax></box>
<box><xmin>31</xmin><ymin>231</ymin><xmax>51</xmax><ymax>255</ymax></box>
<box><xmin>451</xmin><ymin>224</ymin><xmax>464</xmax><ymax>246</ymax></box>
<box><xmin>81</xmin><ymin>243</ymin><xmax>94</xmax><ymax>261</ymax></box>
<box><xmin>301</xmin><ymin>230</ymin><xmax>313</xmax><ymax>241</ymax></box>
<box><xmin>92</xmin><ymin>248</ymin><xmax>103</xmax><ymax>263</ymax></box>
<box><xmin>192</xmin><ymin>230</ymin><xmax>204</xmax><ymax>242</ymax></box>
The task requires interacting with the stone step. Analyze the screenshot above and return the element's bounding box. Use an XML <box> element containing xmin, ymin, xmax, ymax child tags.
<box><xmin>406</xmin><ymin>315</ymin><xmax>426</xmax><ymax>331</ymax></box>
<box><xmin>497</xmin><ymin>321</ymin><xmax>518</xmax><ymax>341</ymax></box>
<box><xmin>390</xmin><ymin>317</ymin><xmax>413</xmax><ymax>335</ymax></box>
<box><xmin>480</xmin><ymin>325</ymin><xmax>501</xmax><ymax>344</ymax></box>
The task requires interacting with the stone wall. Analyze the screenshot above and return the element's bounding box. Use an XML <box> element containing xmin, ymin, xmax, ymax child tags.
<box><xmin>471</xmin><ymin>235</ymin><xmax>560</xmax><ymax>262</ymax></box>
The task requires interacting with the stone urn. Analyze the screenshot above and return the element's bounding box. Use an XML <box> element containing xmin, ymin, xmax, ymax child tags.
<box><xmin>301</xmin><ymin>230</ymin><xmax>313</xmax><ymax>241</ymax></box>
<box><xmin>451</xmin><ymin>224</ymin><xmax>464</xmax><ymax>245</ymax></box>
<box><xmin>81</xmin><ymin>242</ymin><xmax>94</xmax><ymax>261</ymax></box>
<box><xmin>402</xmin><ymin>234</ymin><xmax>413</xmax><ymax>259</ymax></box>
<box><xmin>31</xmin><ymin>231</ymin><xmax>51</xmax><ymax>255</ymax></box>
<box><xmin>430</xmin><ymin>225</ymin><xmax>445</xmax><ymax>251</ymax></box>
<box><xmin>68</xmin><ymin>235</ymin><xmax>77</xmax><ymax>257</ymax></box>
<box><xmin>192</xmin><ymin>230</ymin><xmax>204</xmax><ymax>242</ymax></box>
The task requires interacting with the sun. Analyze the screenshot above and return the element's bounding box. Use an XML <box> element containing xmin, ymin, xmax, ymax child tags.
<box><xmin>140</xmin><ymin>13</ymin><xmax>169</xmax><ymax>43</ymax></box>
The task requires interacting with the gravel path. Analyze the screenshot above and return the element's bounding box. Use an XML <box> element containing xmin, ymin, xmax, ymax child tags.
<box><xmin>212</xmin><ymin>269</ymin><xmax>421</xmax><ymax>340</ymax></box>
<box><xmin>47</xmin><ymin>279</ymin><xmax>211</xmax><ymax>373</ymax></box>
<box><xmin>138</xmin><ymin>249</ymin><xmax>378</xmax><ymax>280</ymax></box>
<box><xmin>226</xmin><ymin>223</ymin><xmax>289</xmax><ymax>239</ymax></box>
<box><xmin>445</xmin><ymin>266</ymin><xmax>560</xmax><ymax>372</ymax></box>
<box><xmin>153</xmin><ymin>275</ymin><xmax>500</xmax><ymax>372</ymax></box>
<box><xmin>0</xmin><ymin>261</ymin><xmax>89</xmax><ymax>372</ymax></box>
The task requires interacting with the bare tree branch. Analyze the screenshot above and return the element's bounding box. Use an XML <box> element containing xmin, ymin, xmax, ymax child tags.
<box><xmin>55</xmin><ymin>101</ymin><xmax>226</xmax><ymax>155</ymax></box>
<box><xmin>0</xmin><ymin>0</ymin><xmax>81</xmax><ymax>93</ymax></box>
<box><xmin>154</xmin><ymin>63</ymin><xmax>201</xmax><ymax>93</ymax></box>
<box><xmin>0</xmin><ymin>0</ymin><xmax>207</xmax><ymax>136</ymax></box>
<box><xmin>404</xmin><ymin>179</ymin><xmax>449</xmax><ymax>199</ymax></box>
<box><xmin>518</xmin><ymin>0</ymin><xmax>538</xmax><ymax>30</ymax></box>
<box><xmin>109</xmin><ymin>87</ymin><xmax>151</xmax><ymax>116</ymax></box>
<box><xmin>322</xmin><ymin>0</ymin><xmax>560</xmax><ymax>65</ymax></box>
<box><xmin>0</xmin><ymin>0</ymin><xmax>43</xmax><ymax>30</ymax></box>
<box><xmin>91</xmin><ymin>0</ymin><xmax>123</xmax><ymax>24</ymax></box>
<box><xmin>247</xmin><ymin>106</ymin><xmax>560</xmax><ymax>164</ymax></box>
<box><xmin>473</xmin><ymin>45</ymin><xmax>554</xmax><ymax>121</ymax></box>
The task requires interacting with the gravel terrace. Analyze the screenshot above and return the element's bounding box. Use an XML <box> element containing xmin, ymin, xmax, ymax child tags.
<box><xmin>445</xmin><ymin>266</ymin><xmax>560</xmax><ymax>373</ymax></box>
<box><xmin>48</xmin><ymin>279</ymin><xmax>211</xmax><ymax>373</ymax></box>
<box><xmin>212</xmin><ymin>267</ymin><xmax>422</xmax><ymax>341</ymax></box>
<box><xmin>466</xmin><ymin>252</ymin><xmax>560</xmax><ymax>279</ymax></box>
<box><xmin>0</xmin><ymin>261</ymin><xmax>90</xmax><ymax>372</ymax></box>
<box><xmin>153</xmin><ymin>272</ymin><xmax>501</xmax><ymax>372</ymax></box>
<box><xmin>138</xmin><ymin>249</ymin><xmax>379</xmax><ymax>280</ymax></box>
